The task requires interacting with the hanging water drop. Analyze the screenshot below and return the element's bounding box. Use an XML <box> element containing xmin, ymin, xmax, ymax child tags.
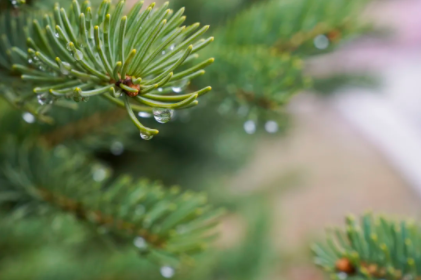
<box><xmin>22</xmin><ymin>112</ymin><xmax>35</xmax><ymax>123</ymax></box>
<box><xmin>157</xmin><ymin>88</ymin><xmax>163</xmax><ymax>92</ymax></box>
<box><xmin>172</xmin><ymin>87</ymin><xmax>182</xmax><ymax>93</ymax></box>
<box><xmin>73</xmin><ymin>96</ymin><xmax>81</xmax><ymax>102</ymax></box>
<box><xmin>27</xmin><ymin>58</ymin><xmax>33</xmax><ymax>65</ymax></box>
<box><xmin>265</xmin><ymin>120</ymin><xmax>279</xmax><ymax>134</ymax></box>
<box><xmin>74</xmin><ymin>49</ymin><xmax>84</xmax><ymax>61</ymax></box>
<box><xmin>37</xmin><ymin>93</ymin><xmax>53</xmax><ymax>105</ymax></box>
<box><xmin>140</xmin><ymin>132</ymin><xmax>153</xmax><ymax>140</ymax></box>
<box><xmin>66</xmin><ymin>42</ymin><xmax>72</xmax><ymax>51</ymax></box>
<box><xmin>153</xmin><ymin>108</ymin><xmax>173</xmax><ymax>124</ymax></box>
<box><xmin>133</xmin><ymin>236</ymin><xmax>147</xmax><ymax>249</ymax></box>
<box><xmin>169</xmin><ymin>44</ymin><xmax>175</xmax><ymax>51</ymax></box>
<box><xmin>314</xmin><ymin>34</ymin><xmax>329</xmax><ymax>50</ymax></box>
<box><xmin>110</xmin><ymin>141</ymin><xmax>124</xmax><ymax>155</ymax></box>
<box><xmin>54</xmin><ymin>32</ymin><xmax>60</xmax><ymax>38</ymax></box>
<box><xmin>160</xmin><ymin>266</ymin><xmax>175</xmax><ymax>279</ymax></box>
<box><xmin>337</xmin><ymin>272</ymin><xmax>347</xmax><ymax>280</ymax></box>
<box><xmin>60</xmin><ymin>62</ymin><xmax>70</xmax><ymax>75</ymax></box>
<box><xmin>135</xmin><ymin>204</ymin><xmax>145</xmax><ymax>216</ymax></box>
<box><xmin>161</xmin><ymin>50</ymin><xmax>166</xmax><ymax>55</ymax></box>
<box><xmin>243</xmin><ymin>120</ymin><xmax>256</xmax><ymax>134</ymax></box>
<box><xmin>237</xmin><ymin>105</ymin><xmax>249</xmax><ymax>117</ymax></box>
<box><xmin>138</xmin><ymin>112</ymin><xmax>152</xmax><ymax>118</ymax></box>
<box><xmin>92</xmin><ymin>167</ymin><xmax>107</xmax><ymax>182</ymax></box>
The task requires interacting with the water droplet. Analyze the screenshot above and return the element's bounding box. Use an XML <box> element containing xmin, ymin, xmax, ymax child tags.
<box><xmin>74</xmin><ymin>49</ymin><xmax>84</xmax><ymax>61</ymax></box>
<box><xmin>66</xmin><ymin>42</ymin><xmax>72</xmax><ymax>51</ymax></box>
<box><xmin>54</xmin><ymin>32</ymin><xmax>60</xmax><ymax>38</ymax></box>
<box><xmin>27</xmin><ymin>59</ymin><xmax>33</xmax><ymax>64</ymax></box>
<box><xmin>160</xmin><ymin>266</ymin><xmax>175</xmax><ymax>278</ymax></box>
<box><xmin>237</xmin><ymin>105</ymin><xmax>248</xmax><ymax>117</ymax></box>
<box><xmin>37</xmin><ymin>94</ymin><xmax>53</xmax><ymax>105</ymax></box>
<box><xmin>135</xmin><ymin>205</ymin><xmax>145</xmax><ymax>216</ymax></box>
<box><xmin>169</xmin><ymin>44</ymin><xmax>175</xmax><ymax>51</ymax></box>
<box><xmin>337</xmin><ymin>272</ymin><xmax>347</xmax><ymax>280</ymax></box>
<box><xmin>243</xmin><ymin>120</ymin><xmax>256</xmax><ymax>134</ymax></box>
<box><xmin>265</xmin><ymin>120</ymin><xmax>278</xmax><ymax>134</ymax></box>
<box><xmin>172</xmin><ymin>87</ymin><xmax>182</xmax><ymax>93</ymax></box>
<box><xmin>138</xmin><ymin>112</ymin><xmax>152</xmax><ymax>118</ymax></box>
<box><xmin>73</xmin><ymin>96</ymin><xmax>81</xmax><ymax>102</ymax></box>
<box><xmin>176</xmin><ymin>225</ymin><xmax>187</xmax><ymax>234</ymax></box>
<box><xmin>54</xmin><ymin>145</ymin><xmax>68</xmax><ymax>157</ymax></box>
<box><xmin>110</xmin><ymin>141</ymin><xmax>124</xmax><ymax>155</ymax></box>
<box><xmin>314</xmin><ymin>34</ymin><xmax>329</xmax><ymax>50</ymax></box>
<box><xmin>161</xmin><ymin>50</ymin><xmax>166</xmax><ymax>55</ymax></box>
<box><xmin>22</xmin><ymin>112</ymin><xmax>35</xmax><ymax>123</ymax></box>
<box><xmin>158</xmin><ymin>88</ymin><xmax>163</xmax><ymax>92</ymax></box>
<box><xmin>133</xmin><ymin>236</ymin><xmax>147</xmax><ymax>249</ymax></box>
<box><xmin>60</xmin><ymin>62</ymin><xmax>70</xmax><ymax>75</ymax></box>
<box><xmin>93</xmin><ymin>168</ymin><xmax>107</xmax><ymax>182</ymax></box>
<box><xmin>153</xmin><ymin>108</ymin><xmax>173</xmax><ymax>124</ymax></box>
<box><xmin>140</xmin><ymin>132</ymin><xmax>153</xmax><ymax>140</ymax></box>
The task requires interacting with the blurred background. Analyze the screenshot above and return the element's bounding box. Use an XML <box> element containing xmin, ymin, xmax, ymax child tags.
<box><xmin>3</xmin><ymin>0</ymin><xmax>421</xmax><ymax>279</ymax></box>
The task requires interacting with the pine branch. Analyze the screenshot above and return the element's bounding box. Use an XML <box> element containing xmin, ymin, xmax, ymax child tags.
<box><xmin>313</xmin><ymin>213</ymin><xmax>421</xmax><ymax>280</ymax></box>
<box><xmin>0</xmin><ymin>138</ymin><xmax>224</xmax><ymax>265</ymax></box>
<box><xmin>190</xmin><ymin>0</ymin><xmax>369</xmax><ymax>119</ymax></box>
<box><xmin>41</xmin><ymin>106</ymin><xmax>127</xmax><ymax>147</ymax></box>
<box><xmin>3</xmin><ymin>0</ymin><xmax>214</xmax><ymax>139</ymax></box>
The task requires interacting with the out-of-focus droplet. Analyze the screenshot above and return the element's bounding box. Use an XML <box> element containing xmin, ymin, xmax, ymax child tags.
<box><xmin>22</xmin><ymin>112</ymin><xmax>35</xmax><ymax>123</ymax></box>
<box><xmin>243</xmin><ymin>120</ymin><xmax>256</xmax><ymax>134</ymax></box>
<box><xmin>133</xmin><ymin>236</ymin><xmax>147</xmax><ymax>249</ymax></box>
<box><xmin>169</xmin><ymin>44</ymin><xmax>175</xmax><ymax>51</ymax></box>
<box><xmin>54</xmin><ymin>145</ymin><xmax>68</xmax><ymax>157</ymax></box>
<box><xmin>153</xmin><ymin>108</ymin><xmax>173</xmax><ymax>124</ymax></box>
<box><xmin>92</xmin><ymin>167</ymin><xmax>107</xmax><ymax>182</ymax></box>
<box><xmin>158</xmin><ymin>88</ymin><xmax>163</xmax><ymax>92</ymax></box>
<box><xmin>161</xmin><ymin>50</ymin><xmax>166</xmax><ymax>55</ymax></box>
<box><xmin>54</xmin><ymin>32</ymin><xmax>60</xmax><ymax>38</ymax></box>
<box><xmin>110</xmin><ymin>141</ymin><xmax>124</xmax><ymax>155</ymax></box>
<box><xmin>140</xmin><ymin>132</ymin><xmax>153</xmax><ymax>140</ymax></box>
<box><xmin>172</xmin><ymin>87</ymin><xmax>182</xmax><ymax>93</ymax></box>
<box><xmin>138</xmin><ymin>112</ymin><xmax>152</xmax><ymax>118</ymax></box>
<box><xmin>160</xmin><ymin>266</ymin><xmax>175</xmax><ymax>279</ymax></box>
<box><xmin>337</xmin><ymin>272</ymin><xmax>347</xmax><ymax>280</ymax></box>
<box><xmin>237</xmin><ymin>105</ymin><xmax>248</xmax><ymax>117</ymax></box>
<box><xmin>66</xmin><ymin>43</ymin><xmax>72</xmax><ymax>51</ymax></box>
<box><xmin>265</xmin><ymin>120</ymin><xmax>278</xmax><ymax>134</ymax></box>
<box><xmin>135</xmin><ymin>205</ymin><xmax>145</xmax><ymax>216</ymax></box>
<box><xmin>314</xmin><ymin>34</ymin><xmax>329</xmax><ymax>50</ymax></box>
<box><xmin>73</xmin><ymin>96</ymin><xmax>81</xmax><ymax>102</ymax></box>
<box><xmin>37</xmin><ymin>94</ymin><xmax>53</xmax><ymax>105</ymax></box>
<box><xmin>10</xmin><ymin>0</ymin><xmax>18</xmax><ymax>8</ymax></box>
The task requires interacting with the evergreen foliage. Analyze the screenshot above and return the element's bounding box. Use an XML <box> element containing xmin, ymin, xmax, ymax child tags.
<box><xmin>0</xmin><ymin>137</ymin><xmax>223</xmax><ymax>265</ymax></box>
<box><xmin>0</xmin><ymin>0</ymin><xmax>379</xmax><ymax>279</ymax></box>
<box><xmin>314</xmin><ymin>213</ymin><xmax>421</xmax><ymax>280</ymax></box>
<box><xmin>2</xmin><ymin>0</ymin><xmax>214</xmax><ymax>138</ymax></box>
<box><xmin>171</xmin><ymin>0</ymin><xmax>370</xmax><ymax>122</ymax></box>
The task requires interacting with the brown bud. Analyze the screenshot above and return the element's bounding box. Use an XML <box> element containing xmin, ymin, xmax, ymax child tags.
<box><xmin>335</xmin><ymin>258</ymin><xmax>355</xmax><ymax>274</ymax></box>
